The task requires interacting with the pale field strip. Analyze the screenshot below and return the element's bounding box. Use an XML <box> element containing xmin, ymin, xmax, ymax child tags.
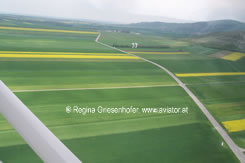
<box><xmin>208</xmin><ymin>101</ymin><xmax>245</xmax><ymax>109</ymax></box>
<box><xmin>128</xmin><ymin>51</ymin><xmax>190</xmax><ymax>55</ymax></box>
<box><xmin>176</xmin><ymin>72</ymin><xmax>245</xmax><ymax>77</ymax></box>
<box><xmin>11</xmin><ymin>81</ymin><xmax>245</xmax><ymax>93</ymax></box>
<box><xmin>0</xmin><ymin>54</ymin><xmax>139</xmax><ymax>60</ymax></box>
<box><xmin>0</xmin><ymin>51</ymin><xmax>127</xmax><ymax>56</ymax></box>
<box><xmin>222</xmin><ymin>52</ymin><xmax>245</xmax><ymax>61</ymax></box>
<box><xmin>12</xmin><ymin>84</ymin><xmax>179</xmax><ymax>93</ymax></box>
<box><xmin>223</xmin><ymin>119</ymin><xmax>245</xmax><ymax>133</ymax></box>
<box><xmin>0</xmin><ymin>26</ymin><xmax>98</xmax><ymax>34</ymax></box>
<box><xmin>185</xmin><ymin>80</ymin><xmax>245</xmax><ymax>86</ymax></box>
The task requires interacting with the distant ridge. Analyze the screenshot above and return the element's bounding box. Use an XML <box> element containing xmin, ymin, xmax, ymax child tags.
<box><xmin>1</xmin><ymin>14</ymin><xmax>245</xmax><ymax>39</ymax></box>
<box><xmin>128</xmin><ymin>20</ymin><xmax>245</xmax><ymax>36</ymax></box>
<box><xmin>193</xmin><ymin>31</ymin><xmax>245</xmax><ymax>52</ymax></box>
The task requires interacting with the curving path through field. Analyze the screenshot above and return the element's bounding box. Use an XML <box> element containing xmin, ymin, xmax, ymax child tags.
<box><xmin>95</xmin><ymin>33</ymin><xmax>245</xmax><ymax>163</ymax></box>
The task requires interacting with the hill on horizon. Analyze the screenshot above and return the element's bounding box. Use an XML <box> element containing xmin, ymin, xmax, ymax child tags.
<box><xmin>192</xmin><ymin>31</ymin><xmax>245</xmax><ymax>52</ymax></box>
<box><xmin>127</xmin><ymin>20</ymin><xmax>245</xmax><ymax>36</ymax></box>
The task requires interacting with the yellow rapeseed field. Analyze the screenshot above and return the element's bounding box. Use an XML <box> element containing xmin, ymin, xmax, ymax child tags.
<box><xmin>176</xmin><ymin>72</ymin><xmax>245</xmax><ymax>77</ymax></box>
<box><xmin>222</xmin><ymin>52</ymin><xmax>245</xmax><ymax>61</ymax></box>
<box><xmin>222</xmin><ymin>119</ymin><xmax>245</xmax><ymax>132</ymax></box>
<box><xmin>0</xmin><ymin>54</ymin><xmax>139</xmax><ymax>60</ymax></box>
<box><xmin>129</xmin><ymin>51</ymin><xmax>190</xmax><ymax>54</ymax></box>
<box><xmin>0</xmin><ymin>26</ymin><xmax>98</xmax><ymax>34</ymax></box>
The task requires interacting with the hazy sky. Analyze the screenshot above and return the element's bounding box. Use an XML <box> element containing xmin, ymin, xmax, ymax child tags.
<box><xmin>0</xmin><ymin>0</ymin><xmax>245</xmax><ymax>23</ymax></box>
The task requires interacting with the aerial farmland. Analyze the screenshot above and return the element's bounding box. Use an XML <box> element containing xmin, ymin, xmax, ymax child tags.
<box><xmin>0</xmin><ymin>12</ymin><xmax>244</xmax><ymax>163</ymax></box>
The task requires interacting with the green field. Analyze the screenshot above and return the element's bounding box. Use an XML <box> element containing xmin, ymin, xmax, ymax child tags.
<box><xmin>0</xmin><ymin>29</ymin><xmax>115</xmax><ymax>53</ymax></box>
<box><xmin>101</xmin><ymin>31</ymin><xmax>245</xmax><ymax>150</ymax></box>
<box><xmin>0</xmin><ymin>23</ymin><xmax>241</xmax><ymax>163</ymax></box>
<box><xmin>0</xmin><ymin>87</ymin><xmax>238</xmax><ymax>163</ymax></box>
<box><xmin>0</xmin><ymin>61</ymin><xmax>176</xmax><ymax>90</ymax></box>
<box><xmin>100</xmin><ymin>32</ymin><xmax>189</xmax><ymax>48</ymax></box>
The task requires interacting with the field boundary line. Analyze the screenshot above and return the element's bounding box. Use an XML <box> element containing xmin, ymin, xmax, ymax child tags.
<box><xmin>95</xmin><ymin>32</ymin><xmax>245</xmax><ymax>162</ymax></box>
<box><xmin>13</xmin><ymin>84</ymin><xmax>179</xmax><ymax>93</ymax></box>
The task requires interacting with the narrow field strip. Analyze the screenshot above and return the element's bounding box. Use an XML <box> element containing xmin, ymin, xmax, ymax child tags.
<box><xmin>207</xmin><ymin>101</ymin><xmax>245</xmax><ymax>109</ymax></box>
<box><xmin>176</xmin><ymin>72</ymin><xmax>245</xmax><ymax>77</ymax></box>
<box><xmin>223</xmin><ymin>119</ymin><xmax>245</xmax><ymax>133</ymax></box>
<box><xmin>0</xmin><ymin>26</ymin><xmax>98</xmax><ymax>34</ymax></box>
<box><xmin>13</xmin><ymin>84</ymin><xmax>179</xmax><ymax>93</ymax></box>
<box><xmin>222</xmin><ymin>52</ymin><xmax>245</xmax><ymax>61</ymax></box>
<box><xmin>128</xmin><ymin>51</ymin><xmax>190</xmax><ymax>55</ymax></box>
<box><xmin>186</xmin><ymin>81</ymin><xmax>245</xmax><ymax>86</ymax></box>
<box><xmin>0</xmin><ymin>54</ymin><xmax>139</xmax><ymax>60</ymax></box>
<box><xmin>0</xmin><ymin>51</ymin><xmax>126</xmax><ymax>55</ymax></box>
